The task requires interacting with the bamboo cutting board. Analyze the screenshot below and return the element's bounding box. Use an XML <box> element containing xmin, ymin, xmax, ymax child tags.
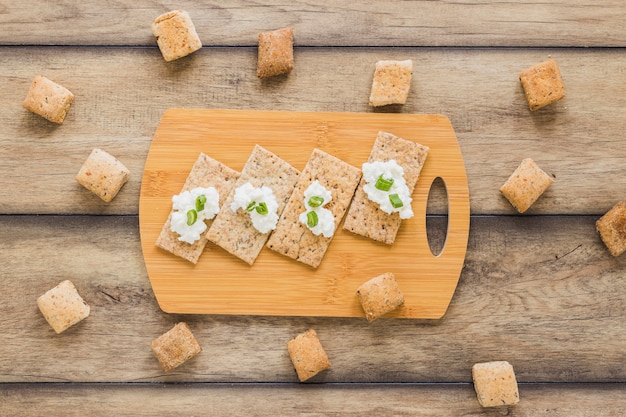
<box><xmin>139</xmin><ymin>109</ymin><xmax>470</xmax><ymax>319</ymax></box>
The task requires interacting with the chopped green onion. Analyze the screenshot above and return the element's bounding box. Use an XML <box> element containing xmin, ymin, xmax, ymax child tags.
<box><xmin>246</xmin><ymin>201</ymin><xmax>257</xmax><ymax>212</ymax></box>
<box><xmin>255</xmin><ymin>202</ymin><xmax>269</xmax><ymax>215</ymax></box>
<box><xmin>389</xmin><ymin>193</ymin><xmax>403</xmax><ymax>208</ymax></box>
<box><xmin>307</xmin><ymin>210</ymin><xmax>319</xmax><ymax>228</ymax></box>
<box><xmin>375</xmin><ymin>175</ymin><xmax>394</xmax><ymax>191</ymax></box>
<box><xmin>308</xmin><ymin>195</ymin><xmax>324</xmax><ymax>208</ymax></box>
<box><xmin>186</xmin><ymin>209</ymin><xmax>198</xmax><ymax>226</ymax></box>
<box><xmin>195</xmin><ymin>194</ymin><xmax>207</xmax><ymax>212</ymax></box>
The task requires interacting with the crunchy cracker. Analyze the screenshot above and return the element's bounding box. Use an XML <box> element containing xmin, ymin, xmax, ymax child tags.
<box><xmin>151</xmin><ymin>10</ymin><xmax>202</xmax><ymax>62</ymax></box>
<box><xmin>266</xmin><ymin>149</ymin><xmax>361</xmax><ymax>268</ymax></box>
<box><xmin>500</xmin><ymin>158</ymin><xmax>554</xmax><ymax>213</ymax></box>
<box><xmin>151</xmin><ymin>322</ymin><xmax>202</xmax><ymax>372</ymax></box>
<box><xmin>156</xmin><ymin>153</ymin><xmax>240</xmax><ymax>264</ymax></box>
<box><xmin>343</xmin><ymin>131</ymin><xmax>429</xmax><ymax>244</ymax></box>
<box><xmin>75</xmin><ymin>148</ymin><xmax>130</xmax><ymax>203</ymax></box>
<box><xmin>368</xmin><ymin>60</ymin><xmax>413</xmax><ymax>107</ymax></box>
<box><xmin>472</xmin><ymin>361</ymin><xmax>520</xmax><ymax>408</ymax></box>
<box><xmin>37</xmin><ymin>280</ymin><xmax>90</xmax><ymax>334</ymax></box>
<box><xmin>287</xmin><ymin>329</ymin><xmax>331</xmax><ymax>382</ymax></box>
<box><xmin>519</xmin><ymin>59</ymin><xmax>565</xmax><ymax>111</ymax></box>
<box><xmin>206</xmin><ymin>145</ymin><xmax>300</xmax><ymax>265</ymax></box>
<box><xmin>257</xmin><ymin>27</ymin><xmax>294</xmax><ymax>78</ymax></box>
<box><xmin>22</xmin><ymin>76</ymin><xmax>74</xmax><ymax>124</ymax></box>
<box><xmin>596</xmin><ymin>201</ymin><xmax>626</xmax><ymax>257</ymax></box>
<box><xmin>356</xmin><ymin>272</ymin><xmax>404</xmax><ymax>322</ymax></box>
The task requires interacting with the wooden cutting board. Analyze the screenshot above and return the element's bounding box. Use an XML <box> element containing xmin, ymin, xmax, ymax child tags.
<box><xmin>139</xmin><ymin>109</ymin><xmax>470</xmax><ymax>319</ymax></box>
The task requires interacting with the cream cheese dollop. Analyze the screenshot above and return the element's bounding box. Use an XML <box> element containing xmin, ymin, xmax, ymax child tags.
<box><xmin>170</xmin><ymin>187</ymin><xmax>220</xmax><ymax>244</ymax></box>
<box><xmin>299</xmin><ymin>180</ymin><xmax>335</xmax><ymax>238</ymax></box>
<box><xmin>362</xmin><ymin>159</ymin><xmax>414</xmax><ymax>219</ymax></box>
<box><xmin>230</xmin><ymin>182</ymin><xmax>279</xmax><ymax>234</ymax></box>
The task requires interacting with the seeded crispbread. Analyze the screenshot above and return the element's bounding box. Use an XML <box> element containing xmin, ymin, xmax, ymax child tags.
<box><xmin>206</xmin><ymin>145</ymin><xmax>300</xmax><ymax>265</ymax></box>
<box><xmin>37</xmin><ymin>280</ymin><xmax>90</xmax><ymax>334</ymax></box>
<box><xmin>287</xmin><ymin>329</ymin><xmax>331</xmax><ymax>382</ymax></box>
<box><xmin>151</xmin><ymin>322</ymin><xmax>202</xmax><ymax>372</ymax></box>
<box><xmin>156</xmin><ymin>153</ymin><xmax>240</xmax><ymax>264</ymax></box>
<box><xmin>343</xmin><ymin>131</ymin><xmax>429</xmax><ymax>244</ymax></box>
<box><xmin>266</xmin><ymin>149</ymin><xmax>361</xmax><ymax>268</ymax></box>
<box><xmin>356</xmin><ymin>272</ymin><xmax>404</xmax><ymax>322</ymax></box>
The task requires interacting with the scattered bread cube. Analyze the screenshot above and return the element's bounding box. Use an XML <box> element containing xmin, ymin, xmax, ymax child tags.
<box><xmin>22</xmin><ymin>76</ymin><xmax>74</xmax><ymax>124</ymax></box>
<box><xmin>356</xmin><ymin>272</ymin><xmax>404</xmax><ymax>322</ymax></box>
<box><xmin>37</xmin><ymin>280</ymin><xmax>90</xmax><ymax>334</ymax></box>
<box><xmin>76</xmin><ymin>148</ymin><xmax>130</xmax><ymax>202</ymax></box>
<box><xmin>286</xmin><ymin>329</ymin><xmax>331</xmax><ymax>382</ymax></box>
<box><xmin>368</xmin><ymin>59</ymin><xmax>413</xmax><ymax>107</ymax></box>
<box><xmin>500</xmin><ymin>158</ymin><xmax>554</xmax><ymax>213</ymax></box>
<box><xmin>472</xmin><ymin>361</ymin><xmax>520</xmax><ymax>407</ymax></box>
<box><xmin>151</xmin><ymin>322</ymin><xmax>202</xmax><ymax>372</ymax></box>
<box><xmin>596</xmin><ymin>201</ymin><xmax>626</xmax><ymax>256</ymax></box>
<box><xmin>151</xmin><ymin>10</ymin><xmax>202</xmax><ymax>62</ymax></box>
<box><xmin>519</xmin><ymin>59</ymin><xmax>565</xmax><ymax>111</ymax></box>
<box><xmin>257</xmin><ymin>27</ymin><xmax>294</xmax><ymax>78</ymax></box>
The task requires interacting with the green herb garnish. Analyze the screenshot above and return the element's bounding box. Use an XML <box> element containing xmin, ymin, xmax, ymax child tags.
<box><xmin>186</xmin><ymin>209</ymin><xmax>198</xmax><ymax>226</ymax></box>
<box><xmin>255</xmin><ymin>202</ymin><xmax>269</xmax><ymax>215</ymax></box>
<box><xmin>195</xmin><ymin>194</ymin><xmax>207</xmax><ymax>212</ymax></box>
<box><xmin>308</xmin><ymin>195</ymin><xmax>324</xmax><ymax>208</ymax></box>
<box><xmin>246</xmin><ymin>201</ymin><xmax>257</xmax><ymax>212</ymax></box>
<box><xmin>306</xmin><ymin>210</ymin><xmax>319</xmax><ymax>228</ymax></box>
<box><xmin>389</xmin><ymin>193</ymin><xmax>403</xmax><ymax>208</ymax></box>
<box><xmin>375</xmin><ymin>175</ymin><xmax>394</xmax><ymax>191</ymax></box>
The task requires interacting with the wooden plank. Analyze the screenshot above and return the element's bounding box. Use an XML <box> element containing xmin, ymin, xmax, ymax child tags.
<box><xmin>1</xmin><ymin>215</ymin><xmax>624</xmax><ymax>383</ymax></box>
<box><xmin>140</xmin><ymin>110</ymin><xmax>469</xmax><ymax>318</ymax></box>
<box><xmin>1</xmin><ymin>47</ymin><xmax>625</xmax><ymax>216</ymax></box>
<box><xmin>0</xmin><ymin>1</ymin><xmax>625</xmax><ymax>47</ymax></box>
<box><xmin>0</xmin><ymin>383</ymin><xmax>624</xmax><ymax>416</ymax></box>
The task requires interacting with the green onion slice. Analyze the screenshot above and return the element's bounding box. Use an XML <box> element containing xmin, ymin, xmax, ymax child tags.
<box><xmin>389</xmin><ymin>193</ymin><xmax>403</xmax><ymax>208</ymax></box>
<box><xmin>186</xmin><ymin>209</ymin><xmax>198</xmax><ymax>226</ymax></box>
<box><xmin>195</xmin><ymin>194</ymin><xmax>207</xmax><ymax>212</ymax></box>
<box><xmin>246</xmin><ymin>201</ymin><xmax>257</xmax><ymax>212</ymax></box>
<box><xmin>375</xmin><ymin>175</ymin><xmax>394</xmax><ymax>191</ymax></box>
<box><xmin>255</xmin><ymin>202</ymin><xmax>269</xmax><ymax>215</ymax></box>
<box><xmin>308</xmin><ymin>195</ymin><xmax>324</xmax><ymax>208</ymax></box>
<box><xmin>307</xmin><ymin>210</ymin><xmax>319</xmax><ymax>228</ymax></box>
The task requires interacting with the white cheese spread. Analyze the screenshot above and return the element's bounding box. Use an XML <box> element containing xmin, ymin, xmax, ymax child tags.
<box><xmin>299</xmin><ymin>180</ymin><xmax>335</xmax><ymax>238</ymax></box>
<box><xmin>170</xmin><ymin>187</ymin><xmax>220</xmax><ymax>244</ymax></box>
<box><xmin>230</xmin><ymin>182</ymin><xmax>279</xmax><ymax>234</ymax></box>
<box><xmin>362</xmin><ymin>159</ymin><xmax>414</xmax><ymax>219</ymax></box>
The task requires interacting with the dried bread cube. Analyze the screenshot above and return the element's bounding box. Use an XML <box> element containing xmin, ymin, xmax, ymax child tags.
<box><xmin>287</xmin><ymin>329</ymin><xmax>331</xmax><ymax>382</ymax></box>
<box><xmin>37</xmin><ymin>280</ymin><xmax>90</xmax><ymax>334</ymax></box>
<box><xmin>156</xmin><ymin>153</ymin><xmax>240</xmax><ymax>264</ymax></box>
<box><xmin>343</xmin><ymin>131</ymin><xmax>429</xmax><ymax>244</ymax></box>
<box><xmin>151</xmin><ymin>322</ymin><xmax>202</xmax><ymax>372</ymax></box>
<box><xmin>519</xmin><ymin>59</ymin><xmax>565</xmax><ymax>111</ymax></box>
<box><xmin>500</xmin><ymin>158</ymin><xmax>554</xmax><ymax>213</ymax></box>
<box><xmin>596</xmin><ymin>201</ymin><xmax>626</xmax><ymax>256</ymax></box>
<box><xmin>356</xmin><ymin>272</ymin><xmax>404</xmax><ymax>322</ymax></box>
<box><xmin>368</xmin><ymin>59</ymin><xmax>413</xmax><ymax>107</ymax></box>
<box><xmin>472</xmin><ymin>361</ymin><xmax>520</xmax><ymax>407</ymax></box>
<box><xmin>22</xmin><ymin>76</ymin><xmax>74</xmax><ymax>124</ymax></box>
<box><xmin>151</xmin><ymin>10</ymin><xmax>202</xmax><ymax>62</ymax></box>
<box><xmin>76</xmin><ymin>148</ymin><xmax>130</xmax><ymax>202</ymax></box>
<box><xmin>266</xmin><ymin>149</ymin><xmax>361</xmax><ymax>268</ymax></box>
<box><xmin>257</xmin><ymin>27</ymin><xmax>294</xmax><ymax>78</ymax></box>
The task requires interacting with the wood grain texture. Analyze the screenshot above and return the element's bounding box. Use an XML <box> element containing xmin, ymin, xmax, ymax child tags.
<box><xmin>0</xmin><ymin>1</ymin><xmax>625</xmax><ymax>47</ymax></box>
<box><xmin>140</xmin><ymin>109</ymin><xmax>469</xmax><ymax>318</ymax></box>
<box><xmin>1</xmin><ymin>215</ymin><xmax>624</xmax><ymax>383</ymax></box>
<box><xmin>1</xmin><ymin>47</ymin><xmax>626</xmax><ymax>215</ymax></box>
<box><xmin>1</xmin><ymin>383</ymin><xmax>625</xmax><ymax>417</ymax></box>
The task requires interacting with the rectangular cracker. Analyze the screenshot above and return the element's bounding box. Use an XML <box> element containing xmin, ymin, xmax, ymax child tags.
<box><xmin>156</xmin><ymin>153</ymin><xmax>240</xmax><ymax>264</ymax></box>
<box><xmin>206</xmin><ymin>145</ymin><xmax>300</xmax><ymax>265</ymax></box>
<box><xmin>266</xmin><ymin>149</ymin><xmax>361</xmax><ymax>268</ymax></box>
<box><xmin>343</xmin><ymin>131</ymin><xmax>429</xmax><ymax>244</ymax></box>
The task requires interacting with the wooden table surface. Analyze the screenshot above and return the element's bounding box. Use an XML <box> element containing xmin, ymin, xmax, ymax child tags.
<box><xmin>1</xmin><ymin>1</ymin><xmax>625</xmax><ymax>415</ymax></box>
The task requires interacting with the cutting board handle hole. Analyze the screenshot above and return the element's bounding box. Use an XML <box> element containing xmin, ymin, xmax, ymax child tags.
<box><xmin>425</xmin><ymin>176</ymin><xmax>449</xmax><ymax>257</ymax></box>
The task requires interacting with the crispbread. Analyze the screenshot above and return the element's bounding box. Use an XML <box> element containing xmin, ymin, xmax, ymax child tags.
<box><xmin>266</xmin><ymin>149</ymin><xmax>361</xmax><ymax>268</ymax></box>
<box><xmin>257</xmin><ymin>27</ymin><xmax>294</xmax><ymax>78</ymax></box>
<box><xmin>499</xmin><ymin>158</ymin><xmax>554</xmax><ymax>213</ymax></box>
<box><xmin>343</xmin><ymin>131</ymin><xmax>429</xmax><ymax>244</ymax></box>
<box><xmin>286</xmin><ymin>329</ymin><xmax>331</xmax><ymax>382</ymax></box>
<box><xmin>37</xmin><ymin>280</ymin><xmax>90</xmax><ymax>334</ymax></box>
<box><xmin>156</xmin><ymin>153</ymin><xmax>240</xmax><ymax>264</ymax></box>
<box><xmin>22</xmin><ymin>76</ymin><xmax>74</xmax><ymax>124</ymax></box>
<box><xmin>472</xmin><ymin>361</ymin><xmax>520</xmax><ymax>407</ymax></box>
<box><xmin>356</xmin><ymin>272</ymin><xmax>404</xmax><ymax>322</ymax></box>
<box><xmin>519</xmin><ymin>59</ymin><xmax>565</xmax><ymax>111</ymax></box>
<box><xmin>206</xmin><ymin>145</ymin><xmax>300</xmax><ymax>265</ymax></box>
<box><xmin>368</xmin><ymin>60</ymin><xmax>413</xmax><ymax>107</ymax></box>
<box><xmin>75</xmin><ymin>148</ymin><xmax>130</xmax><ymax>202</ymax></box>
<box><xmin>596</xmin><ymin>201</ymin><xmax>626</xmax><ymax>257</ymax></box>
<box><xmin>151</xmin><ymin>10</ymin><xmax>202</xmax><ymax>62</ymax></box>
<box><xmin>151</xmin><ymin>322</ymin><xmax>202</xmax><ymax>372</ymax></box>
